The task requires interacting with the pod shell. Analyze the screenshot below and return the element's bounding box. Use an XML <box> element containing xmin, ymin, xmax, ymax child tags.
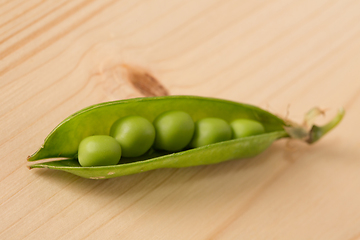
<box><xmin>28</xmin><ymin>96</ymin><xmax>288</xmax><ymax>179</ymax></box>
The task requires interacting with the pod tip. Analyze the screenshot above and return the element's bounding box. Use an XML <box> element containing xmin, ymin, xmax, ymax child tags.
<box><xmin>284</xmin><ymin>107</ymin><xmax>345</xmax><ymax>144</ymax></box>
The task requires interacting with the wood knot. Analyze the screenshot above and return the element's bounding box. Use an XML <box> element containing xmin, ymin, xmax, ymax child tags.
<box><xmin>121</xmin><ymin>64</ymin><xmax>169</xmax><ymax>97</ymax></box>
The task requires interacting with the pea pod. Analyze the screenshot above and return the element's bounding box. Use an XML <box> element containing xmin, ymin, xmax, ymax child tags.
<box><xmin>27</xmin><ymin>96</ymin><xmax>344</xmax><ymax>179</ymax></box>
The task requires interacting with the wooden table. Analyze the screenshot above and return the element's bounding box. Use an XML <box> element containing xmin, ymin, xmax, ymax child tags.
<box><xmin>1</xmin><ymin>0</ymin><xmax>360</xmax><ymax>239</ymax></box>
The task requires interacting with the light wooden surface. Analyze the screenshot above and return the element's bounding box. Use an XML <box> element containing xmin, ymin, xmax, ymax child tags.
<box><xmin>1</xmin><ymin>0</ymin><xmax>360</xmax><ymax>239</ymax></box>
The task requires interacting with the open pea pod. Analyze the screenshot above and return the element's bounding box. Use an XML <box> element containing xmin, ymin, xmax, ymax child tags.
<box><xmin>28</xmin><ymin>96</ymin><xmax>344</xmax><ymax>179</ymax></box>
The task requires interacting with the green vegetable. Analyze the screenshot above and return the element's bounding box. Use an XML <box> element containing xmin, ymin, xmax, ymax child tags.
<box><xmin>190</xmin><ymin>118</ymin><xmax>232</xmax><ymax>148</ymax></box>
<box><xmin>153</xmin><ymin>110</ymin><xmax>195</xmax><ymax>151</ymax></box>
<box><xmin>230</xmin><ymin>119</ymin><xmax>265</xmax><ymax>138</ymax></box>
<box><xmin>110</xmin><ymin>115</ymin><xmax>155</xmax><ymax>157</ymax></box>
<box><xmin>27</xmin><ymin>96</ymin><xmax>344</xmax><ymax>179</ymax></box>
<box><xmin>78</xmin><ymin>135</ymin><xmax>121</xmax><ymax>167</ymax></box>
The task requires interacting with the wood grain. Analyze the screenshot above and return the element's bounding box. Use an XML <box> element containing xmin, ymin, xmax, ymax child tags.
<box><xmin>1</xmin><ymin>0</ymin><xmax>360</xmax><ymax>239</ymax></box>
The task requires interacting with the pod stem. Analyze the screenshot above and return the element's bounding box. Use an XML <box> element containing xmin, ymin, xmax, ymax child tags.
<box><xmin>306</xmin><ymin>108</ymin><xmax>345</xmax><ymax>143</ymax></box>
<box><xmin>283</xmin><ymin>107</ymin><xmax>345</xmax><ymax>144</ymax></box>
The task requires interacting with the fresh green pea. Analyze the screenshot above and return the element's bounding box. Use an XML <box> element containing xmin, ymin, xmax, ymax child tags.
<box><xmin>78</xmin><ymin>135</ymin><xmax>121</xmax><ymax>167</ymax></box>
<box><xmin>230</xmin><ymin>119</ymin><xmax>265</xmax><ymax>138</ymax></box>
<box><xmin>190</xmin><ymin>118</ymin><xmax>232</xmax><ymax>148</ymax></box>
<box><xmin>28</xmin><ymin>95</ymin><xmax>344</xmax><ymax>179</ymax></box>
<box><xmin>153</xmin><ymin>110</ymin><xmax>195</xmax><ymax>151</ymax></box>
<box><xmin>110</xmin><ymin>115</ymin><xmax>155</xmax><ymax>157</ymax></box>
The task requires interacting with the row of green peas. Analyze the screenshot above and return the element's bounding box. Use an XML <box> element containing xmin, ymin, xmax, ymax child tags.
<box><xmin>78</xmin><ymin>110</ymin><xmax>265</xmax><ymax>167</ymax></box>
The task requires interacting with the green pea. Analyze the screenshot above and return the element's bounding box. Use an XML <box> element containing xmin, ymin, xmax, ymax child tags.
<box><xmin>190</xmin><ymin>118</ymin><xmax>232</xmax><ymax>148</ymax></box>
<box><xmin>153</xmin><ymin>110</ymin><xmax>195</xmax><ymax>151</ymax></box>
<box><xmin>29</xmin><ymin>95</ymin><xmax>344</xmax><ymax>179</ymax></box>
<box><xmin>110</xmin><ymin>115</ymin><xmax>155</xmax><ymax>157</ymax></box>
<box><xmin>78</xmin><ymin>135</ymin><xmax>121</xmax><ymax>167</ymax></box>
<box><xmin>230</xmin><ymin>119</ymin><xmax>265</xmax><ymax>138</ymax></box>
